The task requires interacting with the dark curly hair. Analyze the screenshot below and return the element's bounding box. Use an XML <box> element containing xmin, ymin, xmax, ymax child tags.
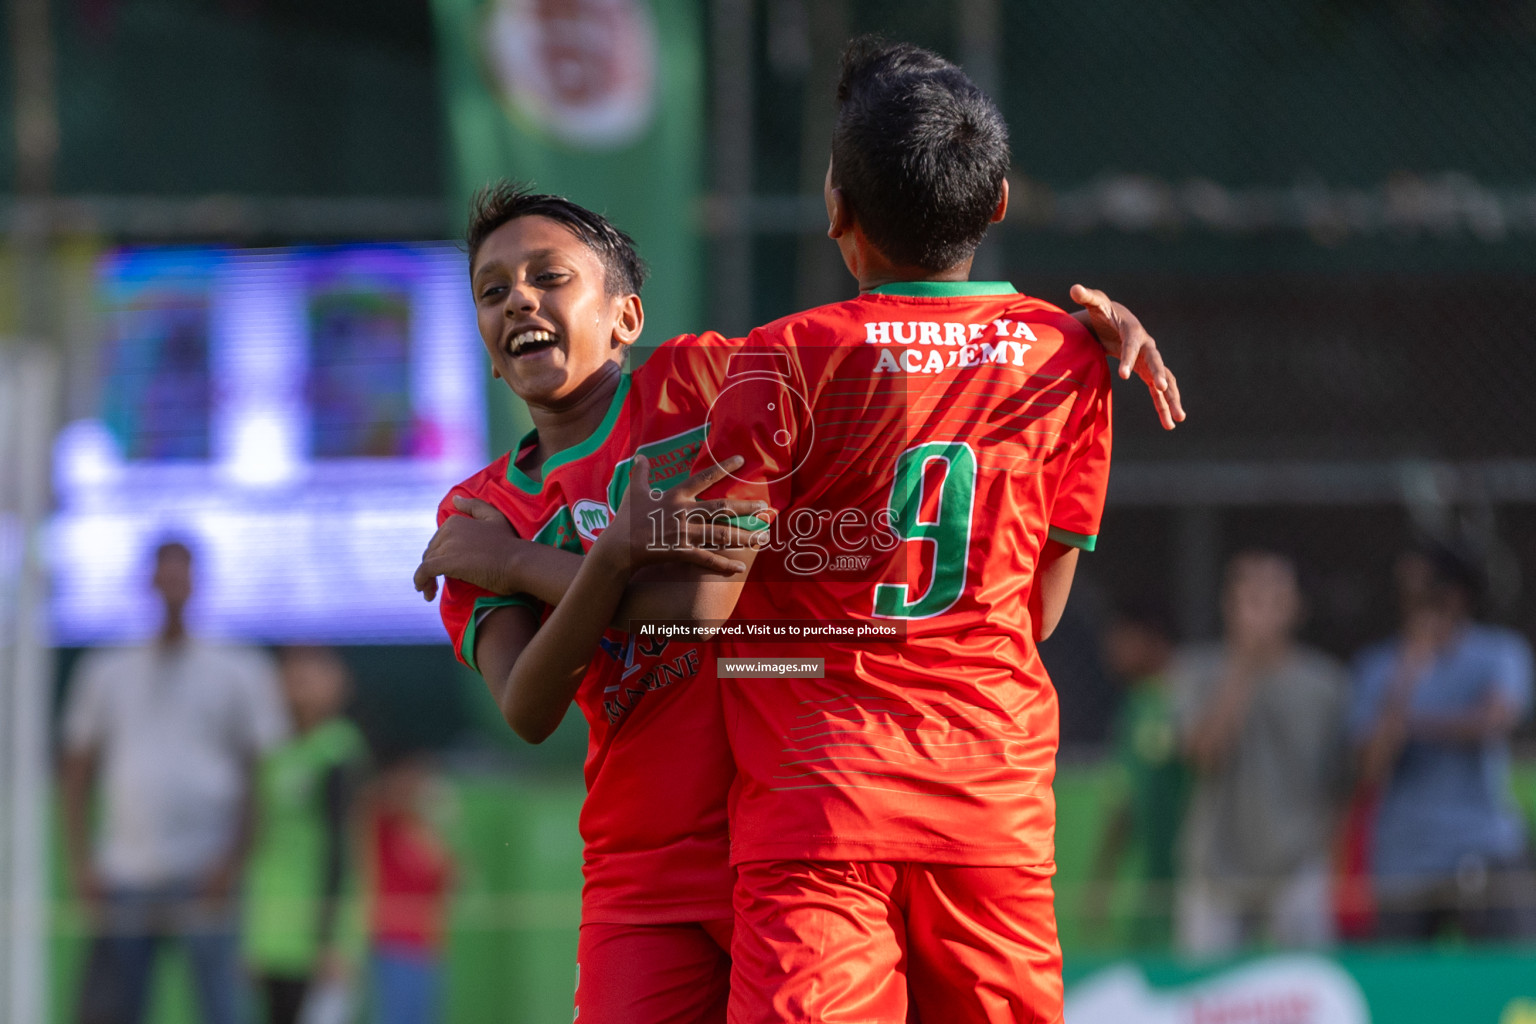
<box><xmin>830</xmin><ymin>36</ymin><xmax>1011</xmax><ymax>272</ymax></box>
<box><xmin>465</xmin><ymin>180</ymin><xmax>649</xmax><ymax>297</ymax></box>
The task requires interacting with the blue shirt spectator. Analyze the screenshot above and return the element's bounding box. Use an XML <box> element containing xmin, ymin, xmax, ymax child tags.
<box><xmin>1351</xmin><ymin>623</ymin><xmax>1533</xmax><ymax>880</ymax></box>
<box><xmin>1351</xmin><ymin>540</ymin><xmax>1536</xmax><ymax>943</ymax></box>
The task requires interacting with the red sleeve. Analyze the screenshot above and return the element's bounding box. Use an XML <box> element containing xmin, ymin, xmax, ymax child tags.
<box><xmin>434</xmin><ymin>485</ymin><xmax>541</xmax><ymax>674</ymax></box>
<box><xmin>440</xmin><ymin>576</ymin><xmax>540</xmax><ymax>674</ymax></box>
<box><xmin>638</xmin><ymin>331</ymin><xmax>742</xmax><ymax>410</ymax></box>
<box><xmin>690</xmin><ymin>330</ymin><xmax>810</xmax><ymax>524</ymax></box>
<box><xmin>1046</xmin><ymin>359</ymin><xmax>1113</xmax><ymax>552</ymax></box>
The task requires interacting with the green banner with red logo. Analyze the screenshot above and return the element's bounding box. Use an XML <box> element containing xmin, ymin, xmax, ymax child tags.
<box><xmin>429</xmin><ymin>0</ymin><xmax>704</xmax><ymax>451</ymax></box>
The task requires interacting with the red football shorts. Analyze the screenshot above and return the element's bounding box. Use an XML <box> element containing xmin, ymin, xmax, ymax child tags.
<box><xmin>575</xmin><ymin>918</ymin><xmax>733</xmax><ymax>1024</ymax></box>
<box><xmin>729</xmin><ymin>860</ymin><xmax>1062</xmax><ymax>1024</ymax></box>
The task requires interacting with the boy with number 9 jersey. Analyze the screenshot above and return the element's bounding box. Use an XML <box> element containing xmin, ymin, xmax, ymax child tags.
<box><xmin>692</xmin><ymin>38</ymin><xmax>1124</xmax><ymax>1023</ymax></box>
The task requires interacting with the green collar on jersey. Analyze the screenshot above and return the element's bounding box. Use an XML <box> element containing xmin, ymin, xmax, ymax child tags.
<box><xmin>504</xmin><ymin>372</ymin><xmax>632</xmax><ymax>493</ymax></box>
<box><xmin>865</xmin><ymin>280</ymin><xmax>1016</xmax><ymax>298</ymax></box>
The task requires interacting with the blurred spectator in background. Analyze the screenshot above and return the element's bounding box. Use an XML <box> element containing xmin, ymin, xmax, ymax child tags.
<box><xmin>1352</xmin><ymin>541</ymin><xmax>1536</xmax><ymax>942</ymax></box>
<box><xmin>1171</xmin><ymin>550</ymin><xmax>1349</xmax><ymax>956</ymax></box>
<box><xmin>246</xmin><ymin>647</ymin><xmax>369</xmax><ymax>1024</ymax></box>
<box><xmin>1086</xmin><ymin>597</ymin><xmax>1187</xmax><ymax>948</ymax></box>
<box><xmin>366</xmin><ymin>751</ymin><xmax>456</xmax><ymax>1024</ymax></box>
<box><xmin>60</xmin><ymin>539</ymin><xmax>287</xmax><ymax>1024</ymax></box>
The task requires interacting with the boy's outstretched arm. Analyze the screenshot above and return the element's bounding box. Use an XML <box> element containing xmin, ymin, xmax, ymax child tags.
<box><xmin>467</xmin><ymin>455</ymin><xmax>766</xmax><ymax>743</ymax></box>
<box><xmin>1070</xmin><ymin>285</ymin><xmax>1185</xmax><ymax>430</ymax></box>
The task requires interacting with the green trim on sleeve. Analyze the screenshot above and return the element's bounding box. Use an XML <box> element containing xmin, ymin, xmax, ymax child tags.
<box><xmin>1048</xmin><ymin>525</ymin><xmax>1098</xmax><ymax>552</ymax></box>
<box><xmin>865</xmin><ymin>280</ymin><xmax>1017</xmax><ymax>297</ymax></box>
<box><xmin>461</xmin><ymin>594</ymin><xmax>539</xmax><ymax>674</ymax></box>
<box><xmin>724</xmin><ymin>515</ymin><xmax>772</xmax><ymax>532</ymax></box>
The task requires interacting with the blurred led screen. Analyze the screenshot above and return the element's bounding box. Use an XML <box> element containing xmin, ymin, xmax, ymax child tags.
<box><xmin>51</xmin><ymin>244</ymin><xmax>487</xmax><ymax>644</ymax></box>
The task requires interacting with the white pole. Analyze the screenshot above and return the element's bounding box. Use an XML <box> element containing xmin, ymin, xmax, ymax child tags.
<box><xmin>8</xmin><ymin>0</ymin><xmax>60</xmax><ymax>1008</ymax></box>
<box><xmin>710</xmin><ymin>0</ymin><xmax>755</xmax><ymax>336</ymax></box>
<box><xmin>0</xmin><ymin>346</ymin><xmax>57</xmax><ymax>1024</ymax></box>
<box><xmin>0</xmin><ymin>353</ymin><xmax>14</xmax><ymax>1022</ymax></box>
<box><xmin>958</xmin><ymin>0</ymin><xmax>1004</xmax><ymax>282</ymax></box>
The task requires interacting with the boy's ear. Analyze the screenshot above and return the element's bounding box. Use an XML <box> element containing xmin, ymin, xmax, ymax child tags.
<box><xmin>612</xmin><ymin>292</ymin><xmax>644</xmax><ymax>346</ymax></box>
<box><xmin>990</xmin><ymin>177</ymin><xmax>1009</xmax><ymax>224</ymax></box>
<box><xmin>826</xmin><ymin>186</ymin><xmax>855</xmax><ymax>240</ymax></box>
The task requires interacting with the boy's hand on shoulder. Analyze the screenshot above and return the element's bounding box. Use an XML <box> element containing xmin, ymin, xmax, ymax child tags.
<box><xmin>413</xmin><ymin>496</ymin><xmax>521</xmax><ymax>601</ymax></box>
<box><xmin>1070</xmin><ymin>283</ymin><xmax>1186</xmax><ymax>431</ymax></box>
<box><xmin>594</xmin><ymin>453</ymin><xmax>770</xmax><ymax>577</ymax></box>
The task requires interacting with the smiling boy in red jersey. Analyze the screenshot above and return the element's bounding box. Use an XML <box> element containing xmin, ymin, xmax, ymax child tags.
<box><xmin>680</xmin><ymin>39</ymin><xmax>1122</xmax><ymax>1023</ymax></box>
<box><xmin>414</xmin><ymin>186</ymin><xmax>763</xmax><ymax>1023</ymax></box>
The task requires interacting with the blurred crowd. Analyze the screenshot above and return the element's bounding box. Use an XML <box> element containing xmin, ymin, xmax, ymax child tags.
<box><xmin>59</xmin><ymin>541</ymin><xmax>456</xmax><ymax>1024</ymax></box>
<box><xmin>54</xmin><ymin>531</ymin><xmax>1536</xmax><ymax>1024</ymax></box>
<box><xmin>1090</xmin><ymin>540</ymin><xmax>1536</xmax><ymax>956</ymax></box>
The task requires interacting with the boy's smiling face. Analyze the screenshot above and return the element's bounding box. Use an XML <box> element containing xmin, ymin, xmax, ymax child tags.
<box><xmin>470</xmin><ymin>214</ymin><xmax>642</xmax><ymax>410</ymax></box>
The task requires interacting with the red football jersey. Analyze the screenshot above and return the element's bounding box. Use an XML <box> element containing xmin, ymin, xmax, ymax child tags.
<box><xmin>436</xmin><ymin>335</ymin><xmax>739</xmax><ymax>924</ymax></box>
<box><xmin>693</xmin><ymin>282</ymin><xmax>1113</xmax><ymax>867</ymax></box>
